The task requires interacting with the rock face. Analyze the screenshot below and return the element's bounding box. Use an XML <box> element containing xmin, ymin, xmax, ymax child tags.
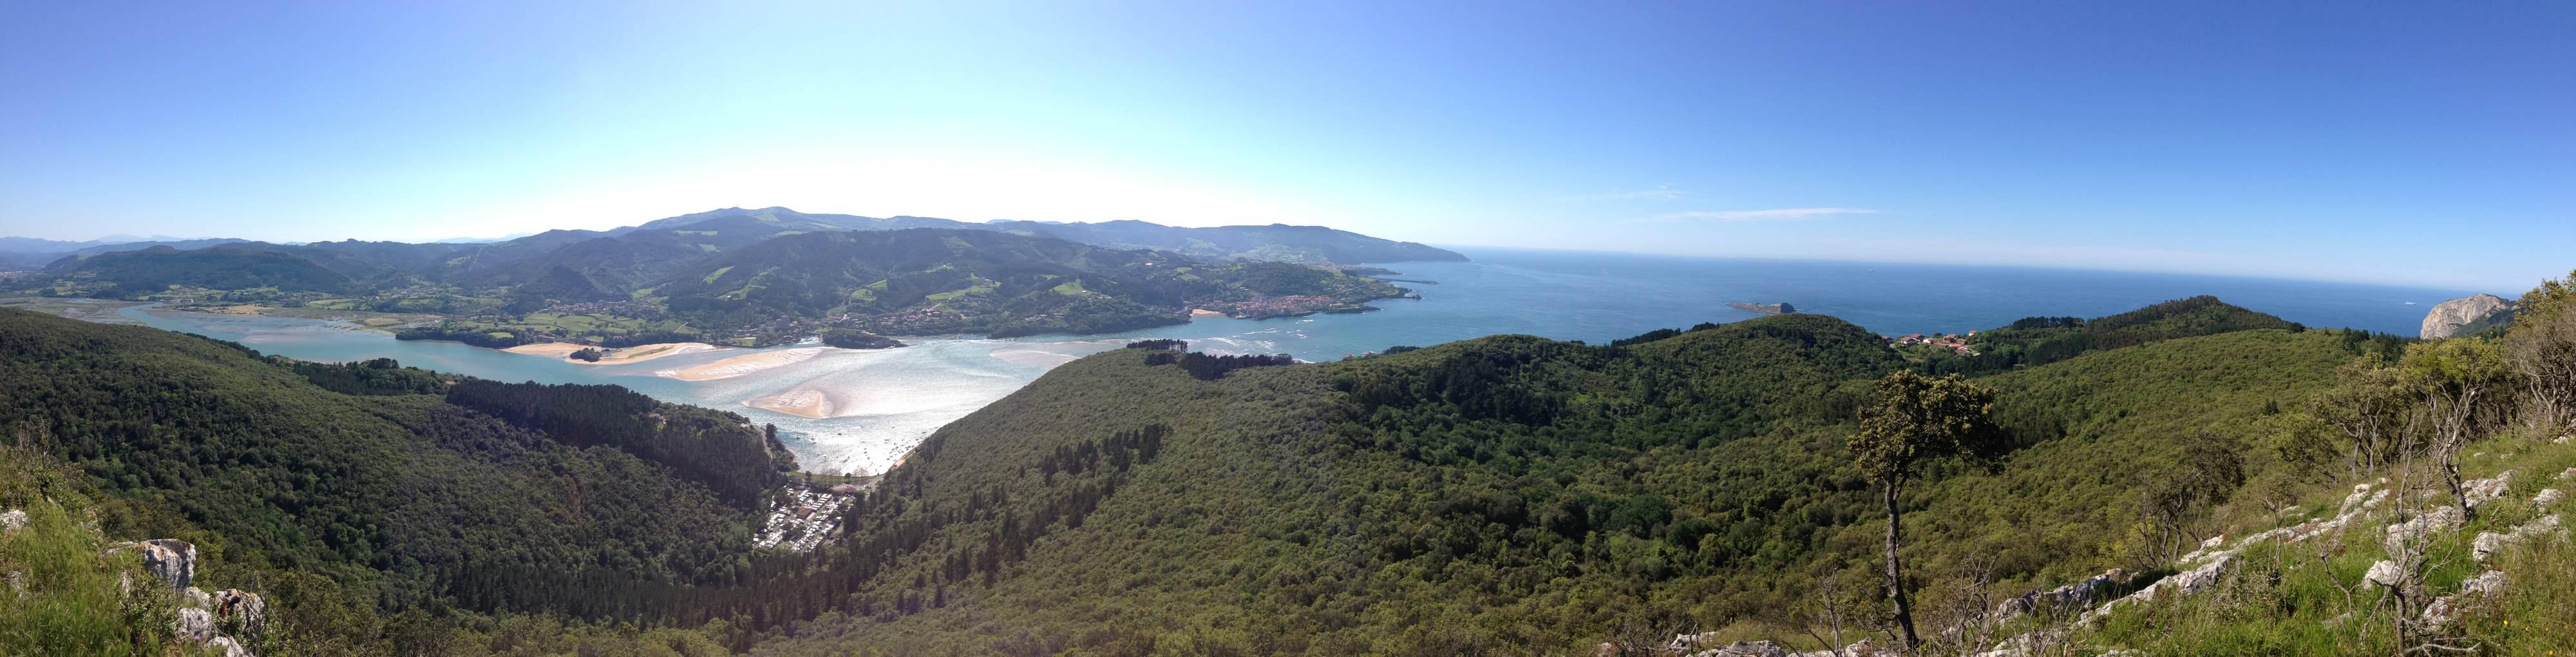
<box><xmin>110</xmin><ymin>538</ymin><xmax>196</xmax><ymax>591</ymax></box>
<box><xmin>2420</xmin><ymin>294</ymin><xmax>2515</xmax><ymax>339</ymax></box>
<box><xmin>1</xmin><ymin>508</ymin><xmax>24</xmax><ymax>535</ymax></box>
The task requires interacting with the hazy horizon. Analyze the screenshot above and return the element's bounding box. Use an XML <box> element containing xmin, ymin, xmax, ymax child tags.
<box><xmin>4</xmin><ymin>2</ymin><xmax>2569</xmax><ymax>290</ymax></box>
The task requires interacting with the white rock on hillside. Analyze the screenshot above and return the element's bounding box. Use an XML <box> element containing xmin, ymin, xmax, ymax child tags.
<box><xmin>2364</xmin><ymin>560</ymin><xmax>2405</xmax><ymax>589</ymax></box>
<box><xmin>2464</xmin><ymin>472</ymin><xmax>2514</xmax><ymax>508</ymax></box>
<box><xmin>108</xmin><ymin>538</ymin><xmax>196</xmax><ymax>591</ymax></box>
<box><xmin>0</xmin><ymin>508</ymin><xmax>24</xmax><ymax>535</ymax></box>
<box><xmin>2475</xmin><ymin>514</ymin><xmax>2566</xmax><ymax>562</ymax></box>
<box><xmin>2385</xmin><ymin>506</ymin><xmax>2464</xmax><ymax>553</ymax></box>
<box><xmin>2535</xmin><ymin>489</ymin><xmax>2564</xmax><ymax>507</ymax></box>
<box><xmin>2420</xmin><ymin>294</ymin><xmax>2515</xmax><ymax>339</ymax></box>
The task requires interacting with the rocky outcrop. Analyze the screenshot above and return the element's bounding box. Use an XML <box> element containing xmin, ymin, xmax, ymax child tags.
<box><xmin>108</xmin><ymin>538</ymin><xmax>196</xmax><ymax>591</ymax></box>
<box><xmin>2385</xmin><ymin>505</ymin><xmax>2463</xmax><ymax>553</ymax></box>
<box><xmin>108</xmin><ymin>538</ymin><xmax>259</xmax><ymax>655</ymax></box>
<box><xmin>2420</xmin><ymin>294</ymin><xmax>2515</xmax><ymax>339</ymax></box>
<box><xmin>214</xmin><ymin>588</ymin><xmax>269</xmax><ymax>643</ymax></box>
<box><xmin>2473</xmin><ymin>514</ymin><xmax>2566</xmax><ymax>562</ymax></box>
<box><xmin>2421</xmin><ymin>570</ymin><xmax>2509</xmax><ymax>631</ymax></box>
<box><xmin>1998</xmin><ymin>569</ymin><xmax>2128</xmax><ymax>622</ymax></box>
<box><xmin>1</xmin><ymin>508</ymin><xmax>24</xmax><ymax>535</ymax></box>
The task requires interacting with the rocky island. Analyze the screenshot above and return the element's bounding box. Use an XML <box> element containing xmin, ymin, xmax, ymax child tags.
<box><xmin>1728</xmin><ymin>301</ymin><xmax>1797</xmax><ymax>316</ymax></box>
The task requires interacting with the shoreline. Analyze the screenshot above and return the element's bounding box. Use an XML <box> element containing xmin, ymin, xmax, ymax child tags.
<box><xmin>746</xmin><ymin>388</ymin><xmax>838</xmax><ymax>419</ymax></box>
<box><xmin>500</xmin><ymin>341</ymin><xmax>721</xmax><ymax>365</ymax></box>
<box><xmin>657</xmin><ymin>347</ymin><xmax>826</xmax><ymax>381</ymax></box>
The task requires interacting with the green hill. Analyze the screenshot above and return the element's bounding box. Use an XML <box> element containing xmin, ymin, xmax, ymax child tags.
<box><xmin>0</xmin><ymin>307</ymin><xmax>793</xmax><ymax>651</ymax></box>
<box><xmin>37</xmin><ymin>245</ymin><xmax>357</xmax><ymax>298</ymax></box>
<box><xmin>652</xmin><ymin>229</ymin><xmax>1404</xmax><ymax>337</ymax></box>
<box><xmin>749</xmin><ymin>306</ymin><xmax>2360</xmax><ymax>654</ymax></box>
<box><xmin>1910</xmin><ymin>295</ymin><xmax>2309</xmax><ymax>376</ymax></box>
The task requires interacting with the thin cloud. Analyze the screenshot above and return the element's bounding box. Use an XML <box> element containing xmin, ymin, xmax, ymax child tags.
<box><xmin>1558</xmin><ymin>186</ymin><xmax>1689</xmax><ymax>202</ymax></box>
<box><xmin>1654</xmin><ymin>207</ymin><xmax>1880</xmax><ymax>222</ymax></box>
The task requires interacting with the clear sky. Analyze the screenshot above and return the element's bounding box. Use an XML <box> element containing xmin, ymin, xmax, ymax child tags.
<box><xmin>2</xmin><ymin>1</ymin><xmax>2568</xmax><ymax>290</ymax></box>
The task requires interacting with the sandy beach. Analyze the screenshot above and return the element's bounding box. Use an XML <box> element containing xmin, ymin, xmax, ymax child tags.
<box><xmin>745</xmin><ymin>388</ymin><xmax>838</xmax><ymax>419</ymax></box>
<box><xmin>1189</xmin><ymin>308</ymin><xmax>1227</xmax><ymax>318</ymax></box>
<box><xmin>657</xmin><ymin>347</ymin><xmax>825</xmax><ymax>381</ymax></box>
<box><xmin>502</xmin><ymin>341</ymin><xmax>719</xmax><ymax>364</ymax></box>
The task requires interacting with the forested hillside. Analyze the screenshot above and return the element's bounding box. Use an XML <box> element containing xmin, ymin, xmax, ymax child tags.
<box><xmin>652</xmin><ymin>229</ymin><xmax>1404</xmax><ymax>336</ymax></box>
<box><xmin>9</xmin><ymin>281</ymin><xmax>2571</xmax><ymax>655</ymax></box>
<box><xmin>0</xmin><ymin>308</ymin><xmax>793</xmax><ymax>652</ymax></box>
<box><xmin>750</xmin><ymin>300</ymin><xmax>2379</xmax><ymax>654</ymax></box>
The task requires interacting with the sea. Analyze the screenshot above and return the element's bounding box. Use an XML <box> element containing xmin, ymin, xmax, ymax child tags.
<box><xmin>95</xmin><ymin>247</ymin><xmax>2479</xmax><ymax>476</ymax></box>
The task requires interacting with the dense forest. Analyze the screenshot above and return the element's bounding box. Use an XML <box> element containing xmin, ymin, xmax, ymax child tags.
<box><xmin>0</xmin><ymin>308</ymin><xmax>797</xmax><ymax>653</ymax></box>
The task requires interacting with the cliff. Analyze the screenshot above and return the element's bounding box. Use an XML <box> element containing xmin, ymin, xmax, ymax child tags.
<box><xmin>2421</xmin><ymin>293</ymin><xmax>2516</xmax><ymax>338</ymax></box>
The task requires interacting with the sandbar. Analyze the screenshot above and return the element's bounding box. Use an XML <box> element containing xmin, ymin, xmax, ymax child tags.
<box><xmin>746</xmin><ymin>388</ymin><xmax>838</xmax><ymax>419</ymax></box>
<box><xmin>658</xmin><ymin>347</ymin><xmax>825</xmax><ymax>381</ymax></box>
<box><xmin>989</xmin><ymin>348</ymin><xmax>1082</xmax><ymax>369</ymax></box>
<box><xmin>502</xmin><ymin>341</ymin><xmax>719</xmax><ymax>365</ymax></box>
<box><xmin>591</xmin><ymin>342</ymin><xmax>719</xmax><ymax>365</ymax></box>
<box><xmin>502</xmin><ymin>343</ymin><xmax>589</xmax><ymax>357</ymax></box>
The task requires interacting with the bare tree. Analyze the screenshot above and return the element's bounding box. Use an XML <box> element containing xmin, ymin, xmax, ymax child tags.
<box><xmin>2398</xmin><ymin>339</ymin><xmax>2515</xmax><ymax>520</ymax></box>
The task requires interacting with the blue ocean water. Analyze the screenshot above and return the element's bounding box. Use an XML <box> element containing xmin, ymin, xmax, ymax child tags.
<box><xmin>100</xmin><ymin>247</ymin><xmax>2483</xmax><ymax>474</ymax></box>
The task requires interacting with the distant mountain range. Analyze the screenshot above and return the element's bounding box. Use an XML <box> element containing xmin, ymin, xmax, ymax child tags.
<box><xmin>4</xmin><ymin>206</ymin><xmax>1450</xmax><ymax>342</ymax></box>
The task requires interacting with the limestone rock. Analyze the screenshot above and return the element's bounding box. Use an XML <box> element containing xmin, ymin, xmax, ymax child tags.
<box><xmin>2420</xmin><ymin>596</ymin><xmax>2457</xmax><ymax>630</ymax></box>
<box><xmin>205</xmin><ymin>636</ymin><xmax>251</xmax><ymax>657</ymax></box>
<box><xmin>1999</xmin><ymin>569</ymin><xmax>2128</xmax><ymax>620</ymax></box>
<box><xmin>2535</xmin><ymin>488</ymin><xmax>2564</xmax><ymax>508</ymax></box>
<box><xmin>1690</xmin><ymin>640</ymin><xmax>1791</xmax><ymax>657</ymax></box>
<box><xmin>1</xmin><ymin>508</ymin><xmax>24</xmax><ymax>535</ymax></box>
<box><xmin>183</xmin><ymin>586</ymin><xmax>212</xmax><ymax>609</ymax></box>
<box><xmin>175</xmin><ymin>607</ymin><xmax>218</xmax><ymax>642</ymax></box>
<box><xmin>108</xmin><ymin>538</ymin><xmax>196</xmax><ymax>591</ymax></box>
<box><xmin>215</xmin><ymin>588</ymin><xmax>268</xmax><ymax>641</ymax></box>
<box><xmin>2420</xmin><ymin>294</ymin><xmax>2515</xmax><ymax>339</ymax></box>
<box><xmin>2463</xmin><ymin>471</ymin><xmax>2514</xmax><ymax>508</ymax></box>
<box><xmin>2475</xmin><ymin>514</ymin><xmax>2566</xmax><ymax>562</ymax></box>
<box><xmin>2460</xmin><ymin>569</ymin><xmax>2508</xmax><ymax>597</ymax></box>
<box><xmin>2386</xmin><ymin>506</ymin><xmax>2464</xmax><ymax>553</ymax></box>
<box><xmin>2364</xmin><ymin>560</ymin><xmax>2405</xmax><ymax>589</ymax></box>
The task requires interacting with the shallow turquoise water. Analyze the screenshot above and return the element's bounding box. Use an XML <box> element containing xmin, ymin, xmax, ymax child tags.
<box><xmin>108</xmin><ymin>247</ymin><xmax>2475</xmax><ymax>475</ymax></box>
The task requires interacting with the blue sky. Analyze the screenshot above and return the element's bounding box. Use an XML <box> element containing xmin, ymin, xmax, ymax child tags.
<box><xmin>1</xmin><ymin>1</ymin><xmax>2568</xmax><ymax>290</ymax></box>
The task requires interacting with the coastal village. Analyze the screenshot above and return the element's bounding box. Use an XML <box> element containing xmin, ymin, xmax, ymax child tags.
<box><xmin>755</xmin><ymin>485</ymin><xmax>863</xmax><ymax>552</ymax></box>
<box><xmin>1885</xmin><ymin>330</ymin><xmax>1980</xmax><ymax>356</ymax></box>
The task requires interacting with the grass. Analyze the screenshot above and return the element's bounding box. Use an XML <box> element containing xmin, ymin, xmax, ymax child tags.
<box><xmin>2081</xmin><ymin>428</ymin><xmax>2575</xmax><ymax>655</ymax></box>
<box><xmin>0</xmin><ymin>446</ymin><xmax>187</xmax><ymax>656</ymax></box>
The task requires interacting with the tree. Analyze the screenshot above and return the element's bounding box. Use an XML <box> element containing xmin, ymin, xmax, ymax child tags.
<box><xmin>2398</xmin><ymin>339</ymin><xmax>2515</xmax><ymax>520</ymax></box>
<box><xmin>2312</xmin><ymin>362</ymin><xmax>2416</xmax><ymax>474</ymax></box>
<box><xmin>2504</xmin><ymin>269</ymin><xmax>2576</xmax><ymax>427</ymax></box>
<box><xmin>1848</xmin><ymin>370</ymin><xmax>2003</xmax><ymax>649</ymax></box>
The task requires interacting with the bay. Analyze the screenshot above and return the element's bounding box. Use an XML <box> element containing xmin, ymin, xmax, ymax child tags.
<box><xmin>99</xmin><ymin>247</ymin><xmax>2479</xmax><ymax>476</ymax></box>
